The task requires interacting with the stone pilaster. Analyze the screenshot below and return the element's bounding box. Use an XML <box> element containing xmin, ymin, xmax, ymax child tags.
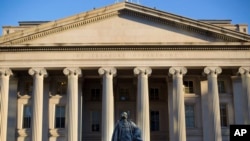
<box><xmin>63</xmin><ymin>67</ymin><xmax>81</xmax><ymax>141</ymax></box>
<box><xmin>28</xmin><ymin>68</ymin><xmax>47</xmax><ymax>141</ymax></box>
<box><xmin>134</xmin><ymin>67</ymin><xmax>152</xmax><ymax>141</ymax></box>
<box><xmin>239</xmin><ymin>67</ymin><xmax>250</xmax><ymax>124</ymax></box>
<box><xmin>168</xmin><ymin>67</ymin><xmax>187</xmax><ymax>141</ymax></box>
<box><xmin>0</xmin><ymin>68</ymin><xmax>13</xmax><ymax>141</ymax></box>
<box><xmin>98</xmin><ymin>67</ymin><xmax>116</xmax><ymax>141</ymax></box>
<box><xmin>203</xmin><ymin>66</ymin><xmax>222</xmax><ymax>141</ymax></box>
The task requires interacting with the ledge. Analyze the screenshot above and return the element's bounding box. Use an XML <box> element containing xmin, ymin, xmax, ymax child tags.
<box><xmin>0</xmin><ymin>42</ymin><xmax>250</xmax><ymax>52</ymax></box>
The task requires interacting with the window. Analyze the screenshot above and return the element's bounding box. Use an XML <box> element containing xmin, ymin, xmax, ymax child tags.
<box><xmin>119</xmin><ymin>88</ymin><xmax>129</xmax><ymax>101</ymax></box>
<box><xmin>184</xmin><ymin>81</ymin><xmax>194</xmax><ymax>93</ymax></box>
<box><xmin>243</xmin><ymin>28</ymin><xmax>247</xmax><ymax>33</ymax></box>
<box><xmin>149</xmin><ymin>88</ymin><xmax>159</xmax><ymax>100</ymax></box>
<box><xmin>185</xmin><ymin>105</ymin><xmax>195</xmax><ymax>128</ymax></box>
<box><xmin>55</xmin><ymin>106</ymin><xmax>65</xmax><ymax>128</ymax></box>
<box><xmin>23</xmin><ymin>106</ymin><xmax>31</xmax><ymax>128</ymax></box>
<box><xmin>150</xmin><ymin>111</ymin><xmax>159</xmax><ymax>131</ymax></box>
<box><xmin>91</xmin><ymin>111</ymin><xmax>100</xmax><ymax>132</ymax></box>
<box><xmin>218</xmin><ymin>81</ymin><xmax>226</xmax><ymax>93</ymax></box>
<box><xmin>91</xmin><ymin>88</ymin><xmax>101</xmax><ymax>101</ymax></box>
<box><xmin>56</xmin><ymin>81</ymin><xmax>67</xmax><ymax>95</ymax></box>
<box><xmin>220</xmin><ymin>104</ymin><xmax>228</xmax><ymax>127</ymax></box>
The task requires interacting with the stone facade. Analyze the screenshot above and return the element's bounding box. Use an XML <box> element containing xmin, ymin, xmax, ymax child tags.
<box><xmin>0</xmin><ymin>2</ymin><xmax>250</xmax><ymax>141</ymax></box>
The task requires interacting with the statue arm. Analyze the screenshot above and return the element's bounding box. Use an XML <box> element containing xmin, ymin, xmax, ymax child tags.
<box><xmin>112</xmin><ymin>122</ymin><xmax>120</xmax><ymax>141</ymax></box>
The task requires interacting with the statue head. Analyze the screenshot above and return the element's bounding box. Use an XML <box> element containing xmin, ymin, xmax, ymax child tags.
<box><xmin>121</xmin><ymin>112</ymin><xmax>128</xmax><ymax>119</ymax></box>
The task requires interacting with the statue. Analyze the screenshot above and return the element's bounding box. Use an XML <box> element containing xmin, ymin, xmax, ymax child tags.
<box><xmin>112</xmin><ymin>112</ymin><xmax>143</xmax><ymax>141</ymax></box>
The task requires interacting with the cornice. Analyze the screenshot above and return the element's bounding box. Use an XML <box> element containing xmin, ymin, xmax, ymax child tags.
<box><xmin>0</xmin><ymin>43</ymin><xmax>250</xmax><ymax>52</ymax></box>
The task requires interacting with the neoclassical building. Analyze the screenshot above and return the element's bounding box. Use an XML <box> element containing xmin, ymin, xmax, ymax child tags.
<box><xmin>0</xmin><ymin>2</ymin><xmax>250</xmax><ymax>141</ymax></box>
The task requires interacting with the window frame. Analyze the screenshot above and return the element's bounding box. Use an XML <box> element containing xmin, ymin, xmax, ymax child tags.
<box><xmin>91</xmin><ymin>111</ymin><xmax>101</xmax><ymax>132</ymax></box>
<box><xmin>220</xmin><ymin>104</ymin><xmax>228</xmax><ymax>127</ymax></box>
<box><xmin>91</xmin><ymin>88</ymin><xmax>101</xmax><ymax>101</ymax></box>
<box><xmin>55</xmin><ymin>105</ymin><xmax>66</xmax><ymax>129</ymax></box>
<box><xmin>183</xmin><ymin>80</ymin><xmax>194</xmax><ymax>94</ymax></box>
<box><xmin>22</xmin><ymin>105</ymin><xmax>32</xmax><ymax>129</ymax></box>
<box><xmin>185</xmin><ymin>104</ymin><xmax>196</xmax><ymax>128</ymax></box>
<box><xmin>149</xmin><ymin>88</ymin><xmax>160</xmax><ymax>101</ymax></box>
<box><xmin>150</xmin><ymin>110</ymin><xmax>160</xmax><ymax>131</ymax></box>
<box><xmin>217</xmin><ymin>80</ymin><xmax>226</xmax><ymax>94</ymax></box>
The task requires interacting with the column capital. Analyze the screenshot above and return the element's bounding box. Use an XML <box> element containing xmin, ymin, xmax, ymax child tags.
<box><xmin>98</xmin><ymin>67</ymin><xmax>117</xmax><ymax>76</ymax></box>
<box><xmin>0</xmin><ymin>68</ymin><xmax>13</xmax><ymax>77</ymax></box>
<box><xmin>239</xmin><ymin>67</ymin><xmax>250</xmax><ymax>76</ymax></box>
<box><xmin>63</xmin><ymin>67</ymin><xmax>82</xmax><ymax>77</ymax></box>
<box><xmin>134</xmin><ymin>67</ymin><xmax>152</xmax><ymax>76</ymax></box>
<box><xmin>28</xmin><ymin>68</ymin><xmax>48</xmax><ymax>77</ymax></box>
<box><xmin>204</xmin><ymin>66</ymin><xmax>222</xmax><ymax>77</ymax></box>
<box><xmin>169</xmin><ymin>67</ymin><xmax>187</xmax><ymax>77</ymax></box>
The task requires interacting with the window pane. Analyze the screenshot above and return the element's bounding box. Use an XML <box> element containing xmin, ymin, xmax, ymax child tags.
<box><xmin>91</xmin><ymin>111</ymin><xmax>100</xmax><ymax>132</ymax></box>
<box><xmin>185</xmin><ymin>105</ymin><xmax>195</xmax><ymax>128</ymax></box>
<box><xmin>91</xmin><ymin>88</ymin><xmax>101</xmax><ymax>101</ymax></box>
<box><xmin>220</xmin><ymin>104</ymin><xmax>228</xmax><ymax>127</ymax></box>
<box><xmin>149</xmin><ymin>88</ymin><xmax>159</xmax><ymax>100</ymax></box>
<box><xmin>55</xmin><ymin>106</ymin><xmax>65</xmax><ymax>128</ymax></box>
<box><xmin>184</xmin><ymin>81</ymin><xmax>194</xmax><ymax>93</ymax></box>
<box><xmin>150</xmin><ymin>111</ymin><xmax>159</xmax><ymax>131</ymax></box>
<box><xmin>218</xmin><ymin>81</ymin><xmax>226</xmax><ymax>93</ymax></box>
<box><xmin>23</xmin><ymin>106</ymin><xmax>31</xmax><ymax>128</ymax></box>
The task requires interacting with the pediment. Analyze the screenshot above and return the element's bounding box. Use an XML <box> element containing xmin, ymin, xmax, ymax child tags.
<box><xmin>21</xmin><ymin>15</ymin><xmax>223</xmax><ymax>45</ymax></box>
<box><xmin>0</xmin><ymin>2</ymin><xmax>249</xmax><ymax>46</ymax></box>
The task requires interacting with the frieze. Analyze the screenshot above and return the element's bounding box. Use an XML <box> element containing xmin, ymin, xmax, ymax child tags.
<box><xmin>73</xmin><ymin>51</ymin><xmax>250</xmax><ymax>59</ymax></box>
<box><xmin>1</xmin><ymin>50</ymin><xmax>250</xmax><ymax>61</ymax></box>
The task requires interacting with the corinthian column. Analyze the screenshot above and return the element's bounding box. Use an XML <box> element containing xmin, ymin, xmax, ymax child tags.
<box><xmin>204</xmin><ymin>67</ymin><xmax>222</xmax><ymax>141</ymax></box>
<box><xmin>63</xmin><ymin>68</ymin><xmax>81</xmax><ymax>141</ymax></box>
<box><xmin>239</xmin><ymin>67</ymin><xmax>250</xmax><ymax>124</ymax></box>
<box><xmin>98</xmin><ymin>67</ymin><xmax>116</xmax><ymax>141</ymax></box>
<box><xmin>134</xmin><ymin>67</ymin><xmax>152</xmax><ymax>141</ymax></box>
<box><xmin>28</xmin><ymin>68</ymin><xmax>47</xmax><ymax>141</ymax></box>
<box><xmin>168</xmin><ymin>67</ymin><xmax>187</xmax><ymax>141</ymax></box>
<box><xmin>0</xmin><ymin>68</ymin><xmax>13</xmax><ymax>141</ymax></box>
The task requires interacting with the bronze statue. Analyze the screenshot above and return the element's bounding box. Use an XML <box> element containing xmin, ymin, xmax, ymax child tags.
<box><xmin>112</xmin><ymin>112</ymin><xmax>143</xmax><ymax>141</ymax></box>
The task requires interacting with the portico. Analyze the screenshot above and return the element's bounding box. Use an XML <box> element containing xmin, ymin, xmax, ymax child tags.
<box><xmin>0</xmin><ymin>65</ymin><xmax>249</xmax><ymax>141</ymax></box>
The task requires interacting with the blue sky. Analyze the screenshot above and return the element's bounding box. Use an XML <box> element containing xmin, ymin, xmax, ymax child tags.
<box><xmin>0</xmin><ymin>0</ymin><xmax>249</xmax><ymax>35</ymax></box>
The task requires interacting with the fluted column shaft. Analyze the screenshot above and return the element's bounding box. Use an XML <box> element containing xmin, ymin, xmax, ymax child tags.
<box><xmin>98</xmin><ymin>67</ymin><xmax>116</xmax><ymax>141</ymax></box>
<box><xmin>239</xmin><ymin>67</ymin><xmax>250</xmax><ymax>124</ymax></box>
<box><xmin>204</xmin><ymin>67</ymin><xmax>222</xmax><ymax>141</ymax></box>
<box><xmin>134</xmin><ymin>67</ymin><xmax>151</xmax><ymax>141</ymax></box>
<box><xmin>169</xmin><ymin>67</ymin><xmax>187</xmax><ymax>141</ymax></box>
<box><xmin>63</xmin><ymin>68</ymin><xmax>81</xmax><ymax>141</ymax></box>
<box><xmin>29</xmin><ymin>68</ymin><xmax>47</xmax><ymax>141</ymax></box>
<box><xmin>0</xmin><ymin>68</ymin><xmax>13</xmax><ymax>141</ymax></box>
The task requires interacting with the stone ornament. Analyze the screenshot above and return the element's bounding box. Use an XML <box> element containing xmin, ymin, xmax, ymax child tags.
<box><xmin>239</xmin><ymin>67</ymin><xmax>250</xmax><ymax>76</ymax></box>
<box><xmin>98</xmin><ymin>67</ymin><xmax>117</xmax><ymax>76</ymax></box>
<box><xmin>204</xmin><ymin>66</ymin><xmax>222</xmax><ymax>77</ymax></box>
<box><xmin>28</xmin><ymin>68</ymin><xmax>48</xmax><ymax>77</ymax></box>
<box><xmin>169</xmin><ymin>67</ymin><xmax>187</xmax><ymax>77</ymax></box>
<box><xmin>0</xmin><ymin>68</ymin><xmax>13</xmax><ymax>77</ymax></box>
<box><xmin>63</xmin><ymin>67</ymin><xmax>82</xmax><ymax>77</ymax></box>
<box><xmin>134</xmin><ymin>67</ymin><xmax>152</xmax><ymax>76</ymax></box>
